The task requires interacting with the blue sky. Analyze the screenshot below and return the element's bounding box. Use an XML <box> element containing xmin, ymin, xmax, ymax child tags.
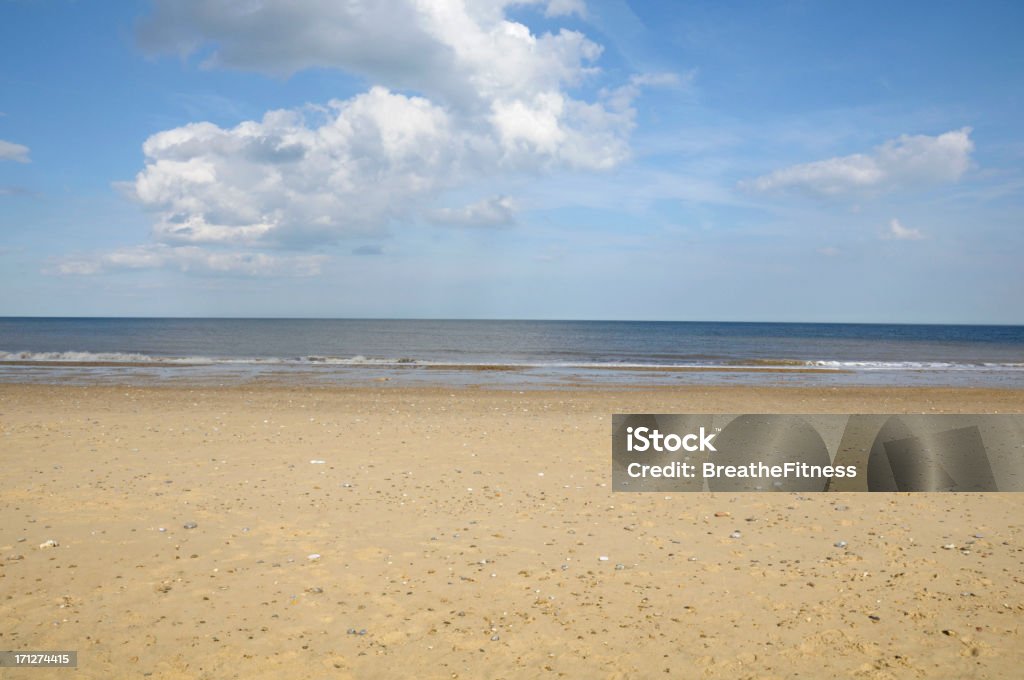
<box><xmin>1</xmin><ymin>0</ymin><xmax>1022</xmax><ymax>322</ymax></box>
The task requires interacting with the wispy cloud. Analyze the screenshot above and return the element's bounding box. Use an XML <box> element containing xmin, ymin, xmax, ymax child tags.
<box><xmin>0</xmin><ymin>186</ymin><xmax>36</xmax><ymax>197</ymax></box>
<box><xmin>743</xmin><ymin>128</ymin><xmax>973</xmax><ymax>197</ymax></box>
<box><xmin>0</xmin><ymin>139</ymin><xmax>30</xmax><ymax>163</ymax></box>
<box><xmin>428</xmin><ymin>195</ymin><xmax>517</xmax><ymax>228</ymax></box>
<box><xmin>52</xmin><ymin>245</ymin><xmax>326</xmax><ymax>277</ymax></box>
<box><xmin>883</xmin><ymin>218</ymin><xmax>924</xmax><ymax>241</ymax></box>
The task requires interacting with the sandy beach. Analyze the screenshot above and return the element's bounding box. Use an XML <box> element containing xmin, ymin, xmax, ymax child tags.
<box><xmin>2</xmin><ymin>383</ymin><xmax>1023</xmax><ymax>679</ymax></box>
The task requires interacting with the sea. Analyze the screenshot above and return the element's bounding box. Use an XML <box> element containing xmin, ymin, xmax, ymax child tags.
<box><xmin>1</xmin><ymin>318</ymin><xmax>1023</xmax><ymax>388</ymax></box>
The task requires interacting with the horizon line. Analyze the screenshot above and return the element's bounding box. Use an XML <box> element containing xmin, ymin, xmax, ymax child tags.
<box><xmin>1</xmin><ymin>315</ymin><xmax>1022</xmax><ymax>328</ymax></box>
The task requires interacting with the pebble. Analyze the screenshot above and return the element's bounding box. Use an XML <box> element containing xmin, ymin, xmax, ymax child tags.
<box><xmin>834</xmin><ymin>505</ymin><xmax>849</xmax><ymax>511</ymax></box>
<box><xmin>598</xmin><ymin>556</ymin><xmax>609</xmax><ymax>561</ymax></box>
<box><xmin>942</xmin><ymin>544</ymin><xmax>956</xmax><ymax>550</ymax></box>
<box><xmin>614</xmin><ymin>563</ymin><xmax>626</xmax><ymax>570</ymax></box>
<box><xmin>310</xmin><ymin>460</ymin><xmax>326</xmax><ymax>464</ymax></box>
<box><xmin>39</xmin><ymin>539</ymin><xmax>59</xmax><ymax>549</ymax></box>
<box><xmin>308</xmin><ymin>553</ymin><xmax>321</xmax><ymax>561</ymax></box>
<box><xmin>730</xmin><ymin>531</ymin><xmax>742</xmax><ymax>539</ymax></box>
<box><xmin>490</xmin><ymin>634</ymin><xmax>500</xmax><ymax>641</ymax></box>
<box><xmin>714</xmin><ymin>511</ymin><xmax>731</xmax><ymax>517</ymax></box>
<box><xmin>834</xmin><ymin>540</ymin><xmax>848</xmax><ymax>548</ymax></box>
<box><xmin>183</xmin><ymin>522</ymin><xmax>198</xmax><ymax>530</ymax></box>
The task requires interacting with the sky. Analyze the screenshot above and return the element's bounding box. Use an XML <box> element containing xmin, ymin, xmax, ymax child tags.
<box><xmin>1</xmin><ymin>0</ymin><xmax>1023</xmax><ymax>323</ymax></box>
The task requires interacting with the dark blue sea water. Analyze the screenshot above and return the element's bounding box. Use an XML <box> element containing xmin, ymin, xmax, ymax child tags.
<box><xmin>1</xmin><ymin>318</ymin><xmax>1023</xmax><ymax>387</ymax></box>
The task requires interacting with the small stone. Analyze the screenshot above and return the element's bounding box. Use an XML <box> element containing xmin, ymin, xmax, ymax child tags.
<box><xmin>307</xmin><ymin>553</ymin><xmax>321</xmax><ymax>561</ymax></box>
<box><xmin>598</xmin><ymin>556</ymin><xmax>609</xmax><ymax>561</ymax></box>
<box><xmin>834</xmin><ymin>540</ymin><xmax>848</xmax><ymax>548</ymax></box>
<box><xmin>358</xmin><ymin>629</ymin><xmax>367</xmax><ymax>636</ymax></box>
<box><xmin>39</xmin><ymin>539</ymin><xmax>59</xmax><ymax>549</ymax></box>
<box><xmin>942</xmin><ymin>544</ymin><xmax>956</xmax><ymax>550</ymax></box>
<box><xmin>305</xmin><ymin>587</ymin><xmax>324</xmax><ymax>594</ymax></box>
<box><xmin>868</xmin><ymin>614</ymin><xmax>880</xmax><ymax>622</ymax></box>
<box><xmin>183</xmin><ymin>522</ymin><xmax>198</xmax><ymax>530</ymax></box>
<box><xmin>730</xmin><ymin>531</ymin><xmax>742</xmax><ymax>539</ymax></box>
<box><xmin>834</xmin><ymin>505</ymin><xmax>849</xmax><ymax>511</ymax></box>
<box><xmin>490</xmin><ymin>634</ymin><xmax>500</xmax><ymax>641</ymax></box>
<box><xmin>714</xmin><ymin>511</ymin><xmax>731</xmax><ymax>518</ymax></box>
<box><xmin>347</xmin><ymin>628</ymin><xmax>357</xmax><ymax>635</ymax></box>
<box><xmin>614</xmin><ymin>563</ymin><xmax>626</xmax><ymax>570</ymax></box>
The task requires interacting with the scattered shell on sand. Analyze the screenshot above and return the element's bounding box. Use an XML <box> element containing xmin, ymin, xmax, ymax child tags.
<box><xmin>39</xmin><ymin>539</ymin><xmax>59</xmax><ymax>549</ymax></box>
<box><xmin>730</xmin><ymin>531</ymin><xmax>742</xmax><ymax>539</ymax></box>
<box><xmin>307</xmin><ymin>553</ymin><xmax>321</xmax><ymax>561</ymax></box>
<box><xmin>834</xmin><ymin>540</ymin><xmax>848</xmax><ymax>548</ymax></box>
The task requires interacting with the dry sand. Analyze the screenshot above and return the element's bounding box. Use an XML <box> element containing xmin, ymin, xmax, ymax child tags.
<box><xmin>1</xmin><ymin>383</ymin><xmax>1023</xmax><ymax>679</ymax></box>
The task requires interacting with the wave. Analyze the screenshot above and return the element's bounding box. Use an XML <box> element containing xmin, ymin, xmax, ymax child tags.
<box><xmin>0</xmin><ymin>350</ymin><xmax>202</xmax><ymax>363</ymax></box>
<box><xmin>808</xmin><ymin>360</ymin><xmax>1024</xmax><ymax>370</ymax></box>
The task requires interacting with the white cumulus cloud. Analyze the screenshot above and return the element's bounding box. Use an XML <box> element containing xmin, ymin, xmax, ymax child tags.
<box><xmin>883</xmin><ymin>218</ymin><xmax>924</xmax><ymax>241</ymax></box>
<box><xmin>0</xmin><ymin>139</ymin><xmax>30</xmax><ymax>163</ymax></box>
<box><xmin>137</xmin><ymin>0</ymin><xmax>603</xmax><ymax>114</ymax></box>
<box><xmin>117</xmin><ymin>0</ymin><xmax>642</xmax><ymax>261</ymax></box>
<box><xmin>745</xmin><ymin>128</ymin><xmax>974</xmax><ymax>197</ymax></box>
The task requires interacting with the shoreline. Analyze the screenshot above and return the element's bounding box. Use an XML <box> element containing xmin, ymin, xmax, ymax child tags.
<box><xmin>3</xmin><ymin>366</ymin><xmax>1024</xmax><ymax>391</ymax></box>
